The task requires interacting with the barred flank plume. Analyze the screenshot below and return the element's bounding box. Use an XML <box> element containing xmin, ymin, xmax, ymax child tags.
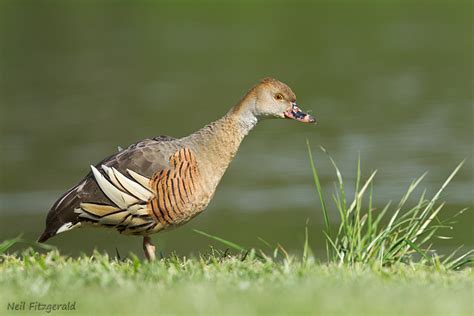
<box><xmin>149</xmin><ymin>148</ymin><xmax>200</xmax><ymax>226</ymax></box>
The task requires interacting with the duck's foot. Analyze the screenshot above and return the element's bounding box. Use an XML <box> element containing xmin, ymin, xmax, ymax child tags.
<box><xmin>143</xmin><ymin>236</ymin><xmax>156</xmax><ymax>261</ymax></box>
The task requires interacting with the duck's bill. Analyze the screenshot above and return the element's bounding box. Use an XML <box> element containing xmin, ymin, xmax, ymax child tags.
<box><xmin>284</xmin><ymin>103</ymin><xmax>316</xmax><ymax>123</ymax></box>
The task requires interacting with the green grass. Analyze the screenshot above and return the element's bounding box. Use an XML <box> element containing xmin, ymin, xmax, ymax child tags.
<box><xmin>0</xmin><ymin>250</ymin><xmax>473</xmax><ymax>316</ymax></box>
<box><xmin>1</xmin><ymin>148</ymin><xmax>473</xmax><ymax>315</ymax></box>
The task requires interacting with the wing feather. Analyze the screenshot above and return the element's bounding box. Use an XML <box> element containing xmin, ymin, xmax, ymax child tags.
<box><xmin>91</xmin><ymin>165</ymin><xmax>139</xmax><ymax>209</ymax></box>
<box><xmin>127</xmin><ymin>169</ymin><xmax>152</xmax><ymax>190</ymax></box>
<box><xmin>111</xmin><ymin>167</ymin><xmax>154</xmax><ymax>201</ymax></box>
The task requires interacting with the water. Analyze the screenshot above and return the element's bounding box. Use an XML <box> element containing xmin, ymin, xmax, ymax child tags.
<box><xmin>1</xmin><ymin>1</ymin><xmax>472</xmax><ymax>257</ymax></box>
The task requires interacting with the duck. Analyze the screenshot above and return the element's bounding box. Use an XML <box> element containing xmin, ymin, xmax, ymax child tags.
<box><xmin>38</xmin><ymin>77</ymin><xmax>316</xmax><ymax>260</ymax></box>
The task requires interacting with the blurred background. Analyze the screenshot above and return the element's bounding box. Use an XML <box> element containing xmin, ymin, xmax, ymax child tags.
<box><xmin>1</xmin><ymin>0</ymin><xmax>472</xmax><ymax>258</ymax></box>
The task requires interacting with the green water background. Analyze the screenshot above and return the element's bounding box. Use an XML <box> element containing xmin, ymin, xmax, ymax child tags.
<box><xmin>1</xmin><ymin>0</ymin><xmax>472</xmax><ymax>258</ymax></box>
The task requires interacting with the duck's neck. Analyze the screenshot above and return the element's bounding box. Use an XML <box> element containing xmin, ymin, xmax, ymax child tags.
<box><xmin>185</xmin><ymin>100</ymin><xmax>258</xmax><ymax>190</ymax></box>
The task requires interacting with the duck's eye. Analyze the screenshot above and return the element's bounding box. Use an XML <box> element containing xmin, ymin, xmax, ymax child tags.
<box><xmin>275</xmin><ymin>93</ymin><xmax>284</xmax><ymax>101</ymax></box>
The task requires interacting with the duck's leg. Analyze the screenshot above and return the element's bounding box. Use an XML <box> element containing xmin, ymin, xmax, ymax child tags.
<box><xmin>143</xmin><ymin>236</ymin><xmax>156</xmax><ymax>261</ymax></box>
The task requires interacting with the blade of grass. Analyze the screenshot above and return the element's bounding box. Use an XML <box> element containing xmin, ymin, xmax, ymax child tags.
<box><xmin>0</xmin><ymin>235</ymin><xmax>22</xmax><ymax>254</ymax></box>
<box><xmin>0</xmin><ymin>235</ymin><xmax>56</xmax><ymax>254</ymax></box>
<box><xmin>412</xmin><ymin>202</ymin><xmax>445</xmax><ymax>242</ymax></box>
<box><xmin>194</xmin><ymin>229</ymin><xmax>246</xmax><ymax>252</ymax></box>
<box><xmin>404</xmin><ymin>239</ymin><xmax>431</xmax><ymax>261</ymax></box>
<box><xmin>307</xmin><ymin>140</ymin><xmax>330</xmax><ymax>235</ymax></box>
<box><xmin>416</xmin><ymin>162</ymin><xmax>464</xmax><ymax>226</ymax></box>
<box><xmin>302</xmin><ymin>219</ymin><xmax>310</xmax><ymax>265</ymax></box>
<box><xmin>347</xmin><ymin>170</ymin><xmax>377</xmax><ymax>215</ymax></box>
<box><xmin>445</xmin><ymin>250</ymin><xmax>474</xmax><ymax>270</ymax></box>
<box><xmin>321</xmin><ymin>146</ymin><xmax>347</xmax><ymax>213</ymax></box>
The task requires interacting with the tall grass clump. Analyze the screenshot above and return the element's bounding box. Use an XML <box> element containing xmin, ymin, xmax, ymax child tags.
<box><xmin>307</xmin><ymin>141</ymin><xmax>472</xmax><ymax>269</ymax></box>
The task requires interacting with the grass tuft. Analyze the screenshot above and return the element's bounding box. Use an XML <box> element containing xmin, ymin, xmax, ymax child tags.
<box><xmin>307</xmin><ymin>142</ymin><xmax>472</xmax><ymax>269</ymax></box>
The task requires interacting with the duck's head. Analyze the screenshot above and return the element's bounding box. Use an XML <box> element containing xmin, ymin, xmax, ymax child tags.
<box><xmin>238</xmin><ymin>77</ymin><xmax>316</xmax><ymax>124</ymax></box>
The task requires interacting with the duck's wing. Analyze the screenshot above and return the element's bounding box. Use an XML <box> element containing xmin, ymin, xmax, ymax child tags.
<box><xmin>72</xmin><ymin>147</ymin><xmax>200</xmax><ymax>236</ymax></box>
<box><xmin>38</xmin><ymin>135</ymin><xmax>179</xmax><ymax>242</ymax></box>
